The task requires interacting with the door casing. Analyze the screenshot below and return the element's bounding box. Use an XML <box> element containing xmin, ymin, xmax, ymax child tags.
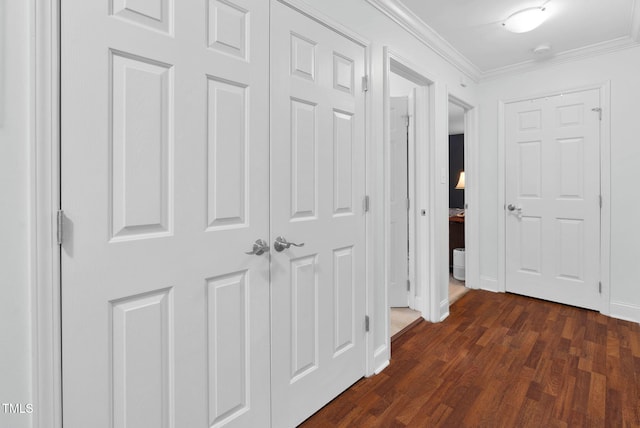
<box><xmin>497</xmin><ymin>82</ymin><xmax>612</xmax><ymax>315</ymax></box>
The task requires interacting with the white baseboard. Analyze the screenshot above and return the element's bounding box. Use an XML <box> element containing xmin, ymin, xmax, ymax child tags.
<box><xmin>609</xmin><ymin>301</ymin><xmax>640</xmax><ymax>324</ymax></box>
<box><xmin>373</xmin><ymin>359</ymin><xmax>390</xmax><ymax>375</ymax></box>
<box><xmin>439</xmin><ymin>299</ymin><xmax>449</xmax><ymax>321</ymax></box>
<box><xmin>480</xmin><ymin>275</ymin><xmax>498</xmax><ymax>292</ymax></box>
<box><xmin>413</xmin><ymin>296</ymin><xmax>423</xmax><ymax>313</ymax></box>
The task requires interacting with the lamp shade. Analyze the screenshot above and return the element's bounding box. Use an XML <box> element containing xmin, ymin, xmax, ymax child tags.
<box><xmin>455</xmin><ymin>171</ymin><xmax>465</xmax><ymax>190</ymax></box>
<box><xmin>503</xmin><ymin>7</ymin><xmax>547</xmax><ymax>33</ymax></box>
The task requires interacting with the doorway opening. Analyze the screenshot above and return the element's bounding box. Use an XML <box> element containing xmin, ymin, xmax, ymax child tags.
<box><xmin>383</xmin><ymin>50</ymin><xmax>435</xmax><ymax>343</ymax></box>
<box><xmin>388</xmin><ymin>71</ymin><xmax>419</xmax><ymax>338</ymax></box>
<box><xmin>448</xmin><ymin>101</ymin><xmax>469</xmax><ymax>305</ymax></box>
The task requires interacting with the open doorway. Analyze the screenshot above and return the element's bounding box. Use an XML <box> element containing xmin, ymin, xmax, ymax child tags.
<box><xmin>383</xmin><ymin>51</ymin><xmax>436</xmax><ymax>343</ymax></box>
<box><xmin>448</xmin><ymin>101</ymin><xmax>469</xmax><ymax>305</ymax></box>
<box><xmin>388</xmin><ymin>71</ymin><xmax>421</xmax><ymax>338</ymax></box>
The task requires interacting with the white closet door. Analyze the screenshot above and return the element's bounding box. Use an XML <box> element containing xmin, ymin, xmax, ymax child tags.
<box><xmin>505</xmin><ymin>89</ymin><xmax>601</xmax><ymax>310</ymax></box>
<box><xmin>389</xmin><ymin>96</ymin><xmax>409</xmax><ymax>307</ymax></box>
<box><xmin>61</xmin><ymin>0</ymin><xmax>270</xmax><ymax>426</ymax></box>
<box><xmin>269</xmin><ymin>2</ymin><xmax>368</xmax><ymax>426</ymax></box>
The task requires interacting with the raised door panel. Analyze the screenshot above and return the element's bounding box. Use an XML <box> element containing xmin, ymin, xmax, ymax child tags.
<box><xmin>206</xmin><ymin>77</ymin><xmax>248</xmax><ymax>230</ymax></box>
<box><xmin>556</xmin><ymin>138</ymin><xmax>584</xmax><ymax>200</ymax></box>
<box><xmin>333</xmin><ymin>246</ymin><xmax>354</xmax><ymax>356</ymax></box>
<box><xmin>111</xmin><ymin>289</ymin><xmax>174</xmax><ymax>428</ymax></box>
<box><xmin>290</xmin><ymin>99</ymin><xmax>318</xmax><ymax>220</ymax></box>
<box><xmin>207</xmin><ymin>0</ymin><xmax>248</xmax><ymax>60</ymax></box>
<box><xmin>333</xmin><ymin>110</ymin><xmax>353</xmax><ymax>215</ymax></box>
<box><xmin>206</xmin><ymin>272</ymin><xmax>250</xmax><ymax>426</ymax></box>
<box><xmin>110</xmin><ymin>51</ymin><xmax>173</xmax><ymax>241</ymax></box>
<box><xmin>111</xmin><ymin>0</ymin><xmax>173</xmax><ymax>33</ymax></box>
<box><xmin>290</xmin><ymin>255</ymin><xmax>319</xmax><ymax>382</ymax></box>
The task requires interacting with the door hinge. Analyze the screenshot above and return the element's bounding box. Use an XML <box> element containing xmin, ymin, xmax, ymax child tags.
<box><xmin>599</xmin><ymin>281</ymin><xmax>602</xmax><ymax>294</ymax></box>
<box><xmin>406</xmin><ymin>279</ymin><xmax>410</xmax><ymax>291</ymax></box>
<box><xmin>56</xmin><ymin>210</ymin><xmax>64</xmax><ymax>245</ymax></box>
<box><xmin>365</xmin><ymin>315</ymin><xmax>370</xmax><ymax>332</ymax></box>
<box><xmin>592</xmin><ymin>107</ymin><xmax>602</xmax><ymax>121</ymax></box>
<box><xmin>362</xmin><ymin>75</ymin><xmax>369</xmax><ymax>92</ymax></box>
<box><xmin>599</xmin><ymin>195</ymin><xmax>603</xmax><ymax>208</ymax></box>
<box><xmin>363</xmin><ymin>195</ymin><xmax>370</xmax><ymax>212</ymax></box>
<box><xmin>406</xmin><ymin>198</ymin><xmax>410</xmax><ymax>210</ymax></box>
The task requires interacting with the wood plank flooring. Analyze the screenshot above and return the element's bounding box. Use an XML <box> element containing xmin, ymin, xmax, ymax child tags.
<box><xmin>300</xmin><ymin>290</ymin><xmax>640</xmax><ymax>427</ymax></box>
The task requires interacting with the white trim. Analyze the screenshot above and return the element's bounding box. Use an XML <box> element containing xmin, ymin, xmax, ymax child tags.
<box><xmin>479</xmin><ymin>276</ymin><xmax>499</xmax><ymax>292</ymax></box>
<box><xmin>278</xmin><ymin>0</ymin><xmax>370</xmax><ymax>47</ymax></box>
<box><xmin>33</xmin><ymin>0</ymin><xmax>62</xmax><ymax>427</ymax></box>
<box><xmin>610</xmin><ymin>302</ymin><xmax>640</xmax><ymax>324</ymax></box>
<box><xmin>373</xmin><ymin>359</ymin><xmax>390</xmax><ymax>375</ymax></box>
<box><xmin>366</xmin><ymin>0</ymin><xmax>640</xmax><ymax>82</ymax></box>
<box><xmin>367</xmin><ymin>0</ymin><xmax>480</xmax><ymax>82</ymax></box>
<box><xmin>631</xmin><ymin>0</ymin><xmax>640</xmax><ymax>42</ymax></box>
<box><xmin>380</xmin><ymin>49</ymin><xmax>393</xmax><ymax>368</ymax></box>
<box><xmin>407</xmin><ymin>90</ymin><xmax>417</xmax><ymax>310</ymax></box>
<box><xmin>439</xmin><ymin>299</ymin><xmax>449</xmax><ymax>322</ymax></box>
<box><xmin>481</xmin><ymin>37</ymin><xmax>640</xmax><ymax>81</ymax></box>
<box><xmin>497</xmin><ymin>100</ymin><xmax>506</xmax><ymax>293</ymax></box>
<box><xmin>599</xmin><ymin>82</ymin><xmax>612</xmax><ymax>316</ymax></box>
<box><xmin>497</xmin><ymin>82</ymin><xmax>612</xmax><ymax>314</ymax></box>
<box><xmin>447</xmin><ymin>93</ymin><xmax>479</xmax><ymax>292</ymax></box>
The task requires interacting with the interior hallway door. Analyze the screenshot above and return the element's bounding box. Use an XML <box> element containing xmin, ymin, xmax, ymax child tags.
<box><xmin>505</xmin><ymin>89</ymin><xmax>601</xmax><ymax>310</ymax></box>
<box><xmin>389</xmin><ymin>96</ymin><xmax>410</xmax><ymax>307</ymax></box>
<box><xmin>270</xmin><ymin>2</ymin><xmax>368</xmax><ymax>426</ymax></box>
<box><xmin>61</xmin><ymin>0</ymin><xmax>270</xmax><ymax>426</ymax></box>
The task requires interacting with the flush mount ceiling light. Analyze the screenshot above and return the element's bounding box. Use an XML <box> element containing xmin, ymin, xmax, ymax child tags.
<box><xmin>503</xmin><ymin>7</ymin><xmax>547</xmax><ymax>33</ymax></box>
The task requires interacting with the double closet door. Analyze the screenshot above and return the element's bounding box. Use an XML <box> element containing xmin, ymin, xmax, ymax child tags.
<box><xmin>61</xmin><ymin>0</ymin><xmax>367</xmax><ymax>427</ymax></box>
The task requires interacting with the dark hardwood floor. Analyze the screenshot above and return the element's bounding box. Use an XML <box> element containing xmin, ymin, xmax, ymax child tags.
<box><xmin>301</xmin><ymin>290</ymin><xmax>640</xmax><ymax>427</ymax></box>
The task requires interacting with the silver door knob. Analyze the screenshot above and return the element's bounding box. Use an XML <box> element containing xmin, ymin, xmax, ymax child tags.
<box><xmin>245</xmin><ymin>239</ymin><xmax>269</xmax><ymax>256</ymax></box>
<box><xmin>273</xmin><ymin>236</ymin><xmax>305</xmax><ymax>252</ymax></box>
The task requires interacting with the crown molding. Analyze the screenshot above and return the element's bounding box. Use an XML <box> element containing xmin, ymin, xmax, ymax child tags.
<box><xmin>366</xmin><ymin>0</ymin><xmax>482</xmax><ymax>82</ymax></box>
<box><xmin>481</xmin><ymin>36</ymin><xmax>640</xmax><ymax>81</ymax></box>
<box><xmin>368</xmin><ymin>0</ymin><xmax>640</xmax><ymax>83</ymax></box>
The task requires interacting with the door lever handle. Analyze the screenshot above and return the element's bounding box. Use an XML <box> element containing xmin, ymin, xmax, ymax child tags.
<box><xmin>245</xmin><ymin>239</ymin><xmax>270</xmax><ymax>256</ymax></box>
<box><xmin>507</xmin><ymin>203</ymin><xmax>523</xmax><ymax>218</ymax></box>
<box><xmin>273</xmin><ymin>236</ymin><xmax>305</xmax><ymax>252</ymax></box>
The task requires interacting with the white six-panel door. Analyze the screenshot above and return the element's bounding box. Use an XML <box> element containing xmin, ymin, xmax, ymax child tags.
<box><xmin>389</xmin><ymin>97</ymin><xmax>409</xmax><ymax>308</ymax></box>
<box><xmin>505</xmin><ymin>89</ymin><xmax>601</xmax><ymax>310</ymax></box>
<box><xmin>61</xmin><ymin>0</ymin><xmax>270</xmax><ymax>426</ymax></box>
<box><xmin>269</xmin><ymin>2</ymin><xmax>368</xmax><ymax>426</ymax></box>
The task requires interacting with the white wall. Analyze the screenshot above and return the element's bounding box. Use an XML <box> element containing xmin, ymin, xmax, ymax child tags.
<box><xmin>0</xmin><ymin>0</ymin><xmax>34</xmax><ymax>427</ymax></box>
<box><xmin>477</xmin><ymin>45</ymin><xmax>640</xmax><ymax>322</ymax></box>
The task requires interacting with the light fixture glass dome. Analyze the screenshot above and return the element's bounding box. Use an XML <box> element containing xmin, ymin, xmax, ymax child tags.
<box><xmin>503</xmin><ymin>7</ymin><xmax>547</xmax><ymax>33</ymax></box>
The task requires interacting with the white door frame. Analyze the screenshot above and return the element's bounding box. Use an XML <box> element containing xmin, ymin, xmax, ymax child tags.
<box><xmin>497</xmin><ymin>82</ymin><xmax>612</xmax><ymax>315</ymax></box>
<box><xmin>447</xmin><ymin>94</ymin><xmax>480</xmax><ymax>294</ymax></box>
<box><xmin>383</xmin><ymin>48</ymin><xmax>439</xmax><ymax>327</ymax></box>
<box><xmin>32</xmin><ymin>2</ymin><xmax>375</xmax><ymax>427</ymax></box>
<box><xmin>33</xmin><ymin>1</ymin><xmax>63</xmax><ymax>427</ymax></box>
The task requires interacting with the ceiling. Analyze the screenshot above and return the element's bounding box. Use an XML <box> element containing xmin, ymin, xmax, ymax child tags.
<box><xmin>369</xmin><ymin>0</ymin><xmax>640</xmax><ymax>79</ymax></box>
